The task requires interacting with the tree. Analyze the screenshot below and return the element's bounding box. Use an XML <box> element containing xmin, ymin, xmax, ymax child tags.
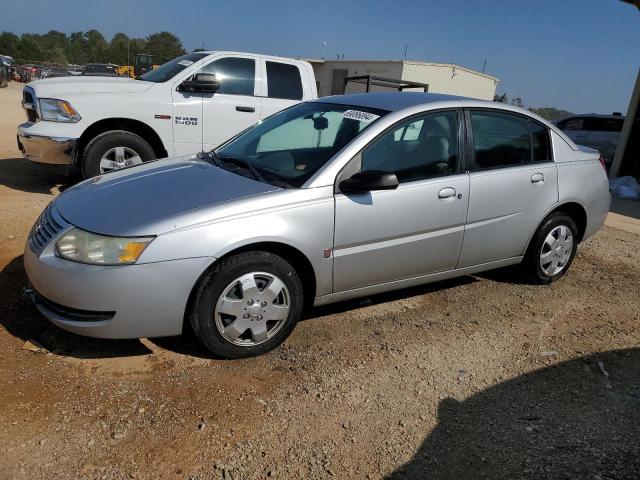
<box><xmin>68</xmin><ymin>31</ymin><xmax>89</xmax><ymax>64</ymax></box>
<box><xmin>0</xmin><ymin>32</ymin><xmax>20</xmax><ymax>57</ymax></box>
<box><xmin>108</xmin><ymin>32</ymin><xmax>131</xmax><ymax>65</ymax></box>
<box><xmin>85</xmin><ymin>29</ymin><xmax>108</xmax><ymax>63</ymax></box>
<box><xmin>145</xmin><ymin>32</ymin><xmax>185</xmax><ymax>63</ymax></box>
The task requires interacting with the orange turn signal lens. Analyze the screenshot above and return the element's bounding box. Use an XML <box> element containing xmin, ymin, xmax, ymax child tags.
<box><xmin>119</xmin><ymin>241</ymin><xmax>150</xmax><ymax>263</ymax></box>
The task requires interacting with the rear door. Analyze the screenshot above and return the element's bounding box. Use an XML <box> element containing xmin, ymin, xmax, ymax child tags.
<box><xmin>458</xmin><ymin>109</ymin><xmax>558</xmax><ymax>267</ymax></box>
<box><xmin>259</xmin><ymin>59</ymin><xmax>305</xmax><ymax>120</ymax></box>
<box><xmin>333</xmin><ymin>109</ymin><xmax>469</xmax><ymax>292</ymax></box>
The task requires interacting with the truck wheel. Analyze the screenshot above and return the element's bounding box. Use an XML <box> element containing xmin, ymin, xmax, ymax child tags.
<box><xmin>189</xmin><ymin>251</ymin><xmax>304</xmax><ymax>359</ymax></box>
<box><xmin>81</xmin><ymin>130</ymin><xmax>156</xmax><ymax>178</ymax></box>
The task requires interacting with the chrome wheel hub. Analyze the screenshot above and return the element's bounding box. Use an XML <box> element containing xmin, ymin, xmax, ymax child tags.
<box><xmin>539</xmin><ymin>225</ymin><xmax>573</xmax><ymax>276</ymax></box>
<box><xmin>214</xmin><ymin>272</ymin><xmax>290</xmax><ymax>346</ymax></box>
<box><xmin>100</xmin><ymin>146</ymin><xmax>143</xmax><ymax>173</ymax></box>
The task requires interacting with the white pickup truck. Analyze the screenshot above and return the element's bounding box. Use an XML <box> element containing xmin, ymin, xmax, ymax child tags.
<box><xmin>17</xmin><ymin>51</ymin><xmax>317</xmax><ymax>178</ymax></box>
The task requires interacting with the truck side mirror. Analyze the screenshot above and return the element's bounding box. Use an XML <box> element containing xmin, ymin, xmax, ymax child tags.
<box><xmin>179</xmin><ymin>73</ymin><xmax>220</xmax><ymax>93</ymax></box>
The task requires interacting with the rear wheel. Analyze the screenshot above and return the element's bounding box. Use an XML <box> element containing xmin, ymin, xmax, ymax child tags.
<box><xmin>189</xmin><ymin>251</ymin><xmax>304</xmax><ymax>359</ymax></box>
<box><xmin>524</xmin><ymin>212</ymin><xmax>578</xmax><ymax>284</ymax></box>
<box><xmin>80</xmin><ymin>130</ymin><xmax>156</xmax><ymax>178</ymax></box>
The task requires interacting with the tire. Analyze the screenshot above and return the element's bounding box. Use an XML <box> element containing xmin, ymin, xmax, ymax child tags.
<box><xmin>80</xmin><ymin>130</ymin><xmax>156</xmax><ymax>178</ymax></box>
<box><xmin>189</xmin><ymin>251</ymin><xmax>304</xmax><ymax>359</ymax></box>
<box><xmin>523</xmin><ymin>212</ymin><xmax>578</xmax><ymax>285</ymax></box>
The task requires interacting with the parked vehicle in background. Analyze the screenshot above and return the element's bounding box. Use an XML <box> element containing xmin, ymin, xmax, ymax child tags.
<box><xmin>82</xmin><ymin>63</ymin><xmax>120</xmax><ymax>77</ymax></box>
<box><xmin>17</xmin><ymin>51</ymin><xmax>317</xmax><ymax>178</ymax></box>
<box><xmin>17</xmin><ymin>64</ymin><xmax>43</xmax><ymax>82</ymax></box>
<box><xmin>67</xmin><ymin>65</ymin><xmax>83</xmax><ymax>76</ymax></box>
<box><xmin>41</xmin><ymin>67</ymin><xmax>72</xmax><ymax>79</ymax></box>
<box><xmin>555</xmin><ymin>114</ymin><xmax>625</xmax><ymax>167</ymax></box>
<box><xmin>24</xmin><ymin>92</ymin><xmax>610</xmax><ymax>358</ymax></box>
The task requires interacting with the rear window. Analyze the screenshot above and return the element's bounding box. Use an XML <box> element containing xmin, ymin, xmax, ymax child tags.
<box><xmin>584</xmin><ymin>117</ymin><xmax>624</xmax><ymax>132</ymax></box>
<box><xmin>266</xmin><ymin>61</ymin><xmax>303</xmax><ymax>100</ymax></box>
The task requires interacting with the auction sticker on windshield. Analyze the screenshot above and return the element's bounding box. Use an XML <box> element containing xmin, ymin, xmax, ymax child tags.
<box><xmin>342</xmin><ymin>110</ymin><xmax>380</xmax><ymax>122</ymax></box>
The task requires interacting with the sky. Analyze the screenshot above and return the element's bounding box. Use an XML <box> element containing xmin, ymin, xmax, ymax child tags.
<box><xmin>0</xmin><ymin>0</ymin><xmax>638</xmax><ymax>114</ymax></box>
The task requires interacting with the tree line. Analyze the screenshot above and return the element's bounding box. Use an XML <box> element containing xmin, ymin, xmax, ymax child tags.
<box><xmin>0</xmin><ymin>30</ymin><xmax>187</xmax><ymax>66</ymax></box>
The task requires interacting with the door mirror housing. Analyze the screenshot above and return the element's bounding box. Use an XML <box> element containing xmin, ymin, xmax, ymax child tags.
<box><xmin>339</xmin><ymin>170</ymin><xmax>399</xmax><ymax>194</ymax></box>
<box><xmin>179</xmin><ymin>73</ymin><xmax>220</xmax><ymax>93</ymax></box>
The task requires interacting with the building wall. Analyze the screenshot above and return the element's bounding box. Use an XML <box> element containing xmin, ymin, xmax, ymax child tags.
<box><xmin>312</xmin><ymin>61</ymin><xmax>404</xmax><ymax>97</ymax></box>
<box><xmin>312</xmin><ymin>60</ymin><xmax>498</xmax><ymax>100</ymax></box>
<box><xmin>402</xmin><ymin>62</ymin><xmax>498</xmax><ymax>100</ymax></box>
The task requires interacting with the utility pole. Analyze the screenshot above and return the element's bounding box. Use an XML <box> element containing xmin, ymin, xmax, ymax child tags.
<box><xmin>482</xmin><ymin>59</ymin><xmax>487</xmax><ymax>73</ymax></box>
<box><xmin>404</xmin><ymin>44</ymin><xmax>408</xmax><ymax>60</ymax></box>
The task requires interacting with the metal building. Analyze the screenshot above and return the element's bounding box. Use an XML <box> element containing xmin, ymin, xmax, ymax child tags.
<box><xmin>309</xmin><ymin>60</ymin><xmax>499</xmax><ymax>100</ymax></box>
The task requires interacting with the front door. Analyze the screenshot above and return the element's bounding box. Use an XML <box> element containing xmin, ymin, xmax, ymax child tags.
<box><xmin>172</xmin><ymin>56</ymin><xmax>261</xmax><ymax>155</ymax></box>
<box><xmin>458</xmin><ymin>109</ymin><xmax>558</xmax><ymax>267</ymax></box>
<box><xmin>333</xmin><ymin>110</ymin><xmax>469</xmax><ymax>292</ymax></box>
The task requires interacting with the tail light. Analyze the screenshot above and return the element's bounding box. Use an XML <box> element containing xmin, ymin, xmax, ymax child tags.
<box><xmin>598</xmin><ymin>154</ymin><xmax>606</xmax><ymax>170</ymax></box>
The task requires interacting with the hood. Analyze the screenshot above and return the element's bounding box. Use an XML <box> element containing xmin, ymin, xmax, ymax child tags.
<box><xmin>54</xmin><ymin>155</ymin><xmax>280</xmax><ymax>236</ymax></box>
<box><xmin>29</xmin><ymin>76</ymin><xmax>154</xmax><ymax>96</ymax></box>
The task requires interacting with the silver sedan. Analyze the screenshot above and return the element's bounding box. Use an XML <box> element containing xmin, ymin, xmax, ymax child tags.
<box><xmin>25</xmin><ymin>93</ymin><xmax>610</xmax><ymax>358</ymax></box>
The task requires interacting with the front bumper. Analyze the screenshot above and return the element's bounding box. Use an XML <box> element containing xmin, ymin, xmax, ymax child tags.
<box><xmin>17</xmin><ymin>122</ymin><xmax>76</xmax><ymax>165</ymax></box>
<box><xmin>23</xmin><ymin>212</ymin><xmax>214</xmax><ymax>339</ymax></box>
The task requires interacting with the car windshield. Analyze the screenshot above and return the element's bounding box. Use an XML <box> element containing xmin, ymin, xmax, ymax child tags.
<box><xmin>214</xmin><ymin>102</ymin><xmax>388</xmax><ymax>188</ymax></box>
<box><xmin>139</xmin><ymin>52</ymin><xmax>208</xmax><ymax>83</ymax></box>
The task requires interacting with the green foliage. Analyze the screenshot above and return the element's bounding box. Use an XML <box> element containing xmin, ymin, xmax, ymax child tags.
<box><xmin>0</xmin><ymin>29</ymin><xmax>187</xmax><ymax>66</ymax></box>
<box><xmin>529</xmin><ymin>107</ymin><xmax>575</xmax><ymax>121</ymax></box>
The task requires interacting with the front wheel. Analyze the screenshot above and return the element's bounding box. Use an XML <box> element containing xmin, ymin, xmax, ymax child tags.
<box><xmin>80</xmin><ymin>130</ymin><xmax>156</xmax><ymax>178</ymax></box>
<box><xmin>189</xmin><ymin>251</ymin><xmax>304</xmax><ymax>359</ymax></box>
<box><xmin>523</xmin><ymin>212</ymin><xmax>578</xmax><ymax>284</ymax></box>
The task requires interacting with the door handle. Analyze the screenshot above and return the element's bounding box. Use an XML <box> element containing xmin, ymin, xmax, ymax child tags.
<box><xmin>438</xmin><ymin>187</ymin><xmax>457</xmax><ymax>201</ymax></box>
<box><xmin>531</xmin><ymin>173</ymin><xmax>545</xmax><ymax>184</ymax></box>
<box><xmin>236</xmin><ymin>106</ymin><xmax>255</xmax><ymax>113</ymax></box>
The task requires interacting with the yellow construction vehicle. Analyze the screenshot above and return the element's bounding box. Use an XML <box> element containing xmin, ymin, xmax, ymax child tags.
<box><xmin>116</xmin><ymin>54</ymin><xmax>159</xmax><ymax>78</ymax></box>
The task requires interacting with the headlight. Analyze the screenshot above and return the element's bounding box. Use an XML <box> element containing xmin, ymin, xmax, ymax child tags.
<box><xmin>55</xmin><ymin>228</ymin><xmax>154</xmax><ymax>265</ymax></box>
<box><xmin>38</xmin><ymin>98</ymin><xmax>81</xmax><ymax>123</ymax></box>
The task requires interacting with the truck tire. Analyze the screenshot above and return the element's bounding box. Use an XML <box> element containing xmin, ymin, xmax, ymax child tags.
<box><xmin>81</xmin><ymin>130</ymin><xmax>156</xmax><ymax>178</ymax></box>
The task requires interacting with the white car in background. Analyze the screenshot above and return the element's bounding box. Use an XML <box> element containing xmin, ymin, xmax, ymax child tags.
<box><xmin>17</xmin><ymin>51</ymin><xmax>317</xmax><ymax>178</ymax></box>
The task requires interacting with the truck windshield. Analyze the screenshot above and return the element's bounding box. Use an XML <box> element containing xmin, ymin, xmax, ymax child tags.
<box><xmin>215</xmin><ymin>102</ymin><xmax>388</xmax><ymax>188</ymax></box>
<box><xmin>139</xmin><ymin>52</ymin><xmax>208</xmax><ymax>83</ymax></box>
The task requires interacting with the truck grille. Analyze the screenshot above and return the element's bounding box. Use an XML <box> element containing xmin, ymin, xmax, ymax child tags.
<box><xmin>28</xmin><ymin>204</ymin><xmax>64</xmax><ymax>254</ymax></box>
<box><xmin>22</xmin><ymin>87</ymin><xmax>38</xmax><ymax>122</ymax></box>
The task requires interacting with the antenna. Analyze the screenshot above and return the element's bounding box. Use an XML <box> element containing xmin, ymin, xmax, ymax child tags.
<box><xmin>482</xmin><ymin>60</ymin><xmax>487</xmax><ymax>73</ymax></box>
<box><xmin>404</xmin><ymin>44</ymin><xmax>408</xmax><ymax>60</ymax></box>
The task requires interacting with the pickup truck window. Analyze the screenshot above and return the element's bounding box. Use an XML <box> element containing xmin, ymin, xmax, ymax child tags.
<box><xmin>215</xmin><ymin>102</ymin><xmax>387</xmax><ymax>188</ymax></box>
<box><xmin>139</xmin><ymin>52</ymin><xmax>208</xmax><ymax>83</ymax></box>
<box><xmin>197</xmin><ymin>58</ymin><xmax>255</xmax><ymax>96</ymax></box>
<box><xmin>266</xmin><ymin>61</ymin><xmax>303</xmax><ymax>100</ymax></box>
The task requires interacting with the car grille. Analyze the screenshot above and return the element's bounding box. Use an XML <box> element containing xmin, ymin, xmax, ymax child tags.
<box><xmin>22</xmin><ymin>87</ymin><xmax>38</xmax><ymax>122</ymax></box>
<box><xmin>28</xmin><ymin>204</ymin><xmax>64</xmax><ymax>254</ymax></box>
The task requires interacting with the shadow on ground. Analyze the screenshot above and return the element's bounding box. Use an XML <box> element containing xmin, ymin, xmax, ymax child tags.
<box><xmin>388</xmin><ymin>348</ymin><xmax>640</xmax><ymax>480</ymax></box>
<box><xmin>0</xmin><ymin>157</ymin><xmax>78</xmax><ymax>194</ymax></box>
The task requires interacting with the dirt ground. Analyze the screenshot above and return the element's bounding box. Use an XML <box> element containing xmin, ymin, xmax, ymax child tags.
<box><xmin>1</xmin><ymin>81</ymin><xmax>639</xmax><ymax>480</ymax></box>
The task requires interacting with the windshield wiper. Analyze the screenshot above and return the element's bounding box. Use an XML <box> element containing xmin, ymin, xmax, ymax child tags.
<box><xmin>218</xmin><ymin>155</ymin><xmax>267</xmax><ymax>184</ymax></box>
<box><xmin>198</xmin><ymin>150</ymin><xmax>222</xmax><ymax>168</ymax></box>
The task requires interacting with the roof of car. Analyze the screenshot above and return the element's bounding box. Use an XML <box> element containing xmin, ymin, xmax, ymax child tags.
<box><xmin>318</xmin><ymin>92</ymin><xmax>468</xmax><ymax>112</ymax></box>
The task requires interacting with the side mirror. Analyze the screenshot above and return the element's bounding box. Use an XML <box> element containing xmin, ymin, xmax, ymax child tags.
<box><xmin>339</xmin><ymin>170</ymin><xmax>399</xmax><ymax>194</ymax></box>
<box><xmin>179</xmin><ymin>73</ymin><xmax>220</xmax><ymax>93</ymax></box>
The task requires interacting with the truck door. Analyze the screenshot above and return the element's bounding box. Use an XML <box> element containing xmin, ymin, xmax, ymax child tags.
<box><xmin>259</xmin><ymin>59</ymin><xmax>305</xmax><ymax>120</ymax></box>
<box><xmin>172</xmin><ymin>56</ymin><xmax>261</xmax><ymax>154</ymax></box>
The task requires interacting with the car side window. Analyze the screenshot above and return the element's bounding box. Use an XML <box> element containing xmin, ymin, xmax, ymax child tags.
<box><xmin>266</xmin><ymin>61</ymin><xmax>303</xmax><ymax>100</ymax></box>
<box><xmin>360</xmin><ymin>111</ymin><xmax>459</xmax><ymax>183</ymax></box>
<box><xmin>531</xmin><ymin>120</ymin><xmax>552</xmax><ymax>162</ymax></box>
<box><xmin>197</xmin><ymin>57</ymin><xmax>255</xmax><ymax>96</ymax></box>
<box><xmin>470</xmin><ymin>111</ymin><xmax>531</xmax><ymax>169</ymax></box>
<box><xmin>563</xmin><ymin>118</ymin><xmax>584</xmax><ymax>130</ymax></box>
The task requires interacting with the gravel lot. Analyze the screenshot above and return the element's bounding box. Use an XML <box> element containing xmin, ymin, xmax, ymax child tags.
<box><xmin>1</xmin><ymin>81</ymin><xmax>639</xmax><ymax>480</ymax></box>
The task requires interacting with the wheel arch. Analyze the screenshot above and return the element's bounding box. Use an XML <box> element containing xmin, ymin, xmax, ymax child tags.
<box><xmin>183</xmin><ymin>240</ymin><xmax>318</xmax><ymax>332</ymax></box>
<box><xmin>523</xmin><ymin>201</ymin><xmax>588</xmax><ymax>255</ymax></box>
<box><xmin>74</xmin><ymin>118</ymin><xmax>168</xmax><ymax>164</ymax></box>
